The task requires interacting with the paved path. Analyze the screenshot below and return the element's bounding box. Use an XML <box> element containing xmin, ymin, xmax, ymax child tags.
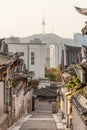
<box><xmin>19</xmin><ymin>101</ymin><xmax>57</xmax><ymax>130</ymax></box>
<box><xmin>9</xmin><ymin>100</ymin><xmax>67</xmax><ymax>130</ymax></box>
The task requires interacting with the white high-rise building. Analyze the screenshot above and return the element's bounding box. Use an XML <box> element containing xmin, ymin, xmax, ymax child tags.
<box><xmin>46</xmin><ymin>44</ymin><xmax>50</xmax><ymax>68</ymax></box>
<box><xmin>50</xmin><ymin>45</ymin><xmax>55</xmax><ymax>68</ymax></box>
<box><xmin>50</xmin><ymin>44</ymin><xmax>63</xmax><ymax>68</ymax></box>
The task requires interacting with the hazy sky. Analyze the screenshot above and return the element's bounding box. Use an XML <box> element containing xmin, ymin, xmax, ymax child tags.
<box><xmin>0</xmin><ymin>0</ymin><xmax>87</xmax><ymax>38</ymax></box>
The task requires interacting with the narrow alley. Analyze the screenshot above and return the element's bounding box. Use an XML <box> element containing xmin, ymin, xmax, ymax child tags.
<box><xmin>9</xmin><ymin>100</ymin><xmax>59</xmax><ymax>130</ymax></box>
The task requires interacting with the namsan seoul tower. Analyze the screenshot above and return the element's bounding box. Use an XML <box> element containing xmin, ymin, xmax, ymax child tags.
<box><xmin>42</xmin><ymin>16</ymin><xmax>45</xmax><ymax>34</ymax></box>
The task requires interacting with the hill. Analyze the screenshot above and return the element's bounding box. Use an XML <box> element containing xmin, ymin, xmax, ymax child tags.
<box><xmin>6</xmin><ymin>33</ymin><xmax>74</xmax><ymax>45</ymax></box>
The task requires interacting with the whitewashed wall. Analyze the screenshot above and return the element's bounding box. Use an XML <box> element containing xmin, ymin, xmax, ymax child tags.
<box><xmin>8</xmin><ymin>43</ymin><xmax>28</xmax><ymax>68</ymax></box>
<box><xmin>29</xmin><ymin>44</ymin><xmax>46</xmax><ymax>78</ymax></box>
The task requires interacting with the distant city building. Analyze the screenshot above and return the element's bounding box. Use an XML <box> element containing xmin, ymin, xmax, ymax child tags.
<box><xmin>30</xmin><ymin>38</ymin><xmax>42</xmax><ymax>43</ymax></box>
<box><xmin>50</xmin><ymin>44</ymin><xmax>63</xmax><ymax>68</ymax></box>
<box><xmin>50</xmin><ymin>45</ymin><xmax>55</xmax><ymax>68</ymax></box>
<box><xmin>74</xmin><ymin>33</ymin><xmax>87</xmax><ymax>46</ymax></box>
<box><xmin>55</xmin><ymin>44</ymin><xmax>63</xmax><ymax>66</ymax></box>
<box><xmin>46</xmin><ymin>44</ymin><xmax>50</xmax><ymax>68</ymax></box>
<box><xmin>8</xmin><ymin>38</ymin><xmax>46</xmax><ymax>79</ymax></box>
<box><xmin>62</xmin><ymin>45</ymin><xmax>82</xmax><ymax>68</ymax></box>
<box><xmin>6</xmin><ymin>33</ymin><xmax>75</xmax><ymax>68</ymax></box>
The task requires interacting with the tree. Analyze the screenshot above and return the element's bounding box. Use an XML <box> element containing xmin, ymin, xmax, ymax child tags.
<box><xmin>45</xmin><ymin>66</ymin><xmax>62</xmax><ymax>82</ymax></box>
<box><xmin>48</xmin><ymin>73</ymin><xmax>56</xmax><ymax>81</ymax></box>
<box><xmin>31</xmin><ymin>79</ymin><xmax>39</xmax><ymax>90</ymax></box>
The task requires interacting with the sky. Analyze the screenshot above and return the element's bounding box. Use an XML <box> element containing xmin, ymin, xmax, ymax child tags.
<box><xmin>0</xmin><ymin>0</ymin><xmax>87</xmax><ymax>38</ymax></box>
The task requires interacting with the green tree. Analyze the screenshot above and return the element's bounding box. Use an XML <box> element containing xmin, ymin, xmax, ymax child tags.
<box><xmin>48</xmin><ymin>73</ymin><xmax>56</xmax><ymax>81</ymax></box>
<box><xmin>45</xmin><ymin>66</ymin><xmax>62</xmax><ymax>82</ymax></box>
<box><xmin>31</xmin><ymin>79</ymin><xmax>39</xmax><ymax>90</ymax></box>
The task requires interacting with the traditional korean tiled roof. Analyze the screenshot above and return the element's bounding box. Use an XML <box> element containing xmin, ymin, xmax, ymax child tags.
<box><xmin>82</xmin><ymin>45</ymin><xmax>87</xmax><ymax>59</ymax></box>
<box><xmin>62</xmin><ymin>64</ymin><xmax>84</xmax><ymax>83</ymax></box>
<box><xmin>13</xmin><ymin>69</ymin><xmax>33</xmax><ymax>81</ymax></box>
<box><xmin>0</xmin><ymin>52</ymin><xmax>24</xmax><ymax>69</ymax></box>
<box><xmin>13</xmin><ymin>72</ymin><xmax>29</xmax><ymax>79</ymax></box>
<box><xmin>73</xmin><ymin>97</ymin><xmax>87</xmax><ymax>114</ymax></box>
<box><xmin>65</xmin><ymin>44</ymin><xmax>81</xmax><ymax>50</ymax></box>
<box><xmin>80</xmin><ymin>60</ymin><xmax>87</xmax><ymax>69</ymax></box>
<box><xmin>64</xmin><ymin>65</ymin><xmax>77</xmax><ymax>76</ymax></box>
<box><xmin>0</xmin><ymin>53</ymin><xmax>12</xmax><ymax>69</ymax></box>
<box><xmin>34</xmin><ymin>87</ymin><xmax>58</xmax><ymax>97</ymax></box>
<box><xmin>76</xmin><ymin>83</ymin><xmax>86</xmax><ymax>91</ymax></box>
<box><xmin>81</xmin><ymin>24</ymin><xmax>87</xmax><ymax>35</ymax></box>
<box><xmin>24</xmin><ymin>85</ymin><xmax>32</xmax><ymax>95</ymax></box>
<box><xmin>73</xmin><ymin>95</ymin><xmax>87</xmax><ymax>123</ymax></box>
<box><xmin>82</xmin><ymin>45</ymin><xmax>87</xmax><ymax>51</ymax></box>
<box><xmin>15</xmin><ymin>82</ymin><xmax>24</xmax><ymax>94</ymax></box>
<box><xmin>62</xmin><ymin>72</ymin><xmax>71</xmax><ymax>83</ymax></box>
<box><xmin>75</xmin><ymin>6</ymin><xmax>87</xmax><ymax>16</ymax></box>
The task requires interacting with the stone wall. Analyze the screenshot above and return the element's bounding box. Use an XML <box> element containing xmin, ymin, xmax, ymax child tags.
<box><xmin>14</xmin><ymin>89</ymin><xmax>24</xmax><ymax>121</ymax></box>
<box><xmin>72</xmin><ymin>95</ymin><xmax>87</xmax><ymax>130</ymax></box>
<box><xmin>72</xmin><ymin>105</ymin><xmax>86</xmax><ymax>130</ymax></box>
<box><xmin>0</xmin><ymin>114</ymin><xmax>8</xmax><ymax>130</ymax></box>
<box><xmin>0</xmin><ymin>82</ymin><xmax>8</xmax><ymax>130</ymax></box>
<box><xmin>24</xmin><ymin>88</ymin><xmax>32</xmax><ymax>114</ymax></box>
<box><xmin>0</xmin><ymin>82</ymin><xmax>4</xmax><ymax>114</ymax></box>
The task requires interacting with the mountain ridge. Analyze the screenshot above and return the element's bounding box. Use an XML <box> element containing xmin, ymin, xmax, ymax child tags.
<box><xmin>7</xmin><ymin>33</ymin><xmax>74</xmax><ymax>45</ymax></box>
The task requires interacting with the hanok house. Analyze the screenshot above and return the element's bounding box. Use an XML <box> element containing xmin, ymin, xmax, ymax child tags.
<box><xmin>82</xmin><ymin>44</ymin><xmax>87</xmax><ymax>60</ymax></box>
<box><xmin>0</xmin><ymin>52</ymin><xmax>14</xmax><ymax>129</ymax></box>
<box><xmin>61</xmin><ymin>65</ymin><xmax>76</xmax><ymax>128</ymax></box>
<box><xmin>23</xmin><ymin>70</ymin><xmax>34</xmax><ymax>114</ymax></box>
<box><xmin>24</xmin><ymin>80</ymin><xmax>32</xmax><ymax>114</ymax></box>
<box><xmin>61</xmin><ymin>44</ymin><xmax>87</xmax><ymax>129</ymax></box>
<box><xmin>10</xmin><ymin>55</ymin><xmax>32</xmax><ymax>122</ymax></box>
<box><xmin>34</xmin><ymin>87</ymin><xmax>58</xmax><ymax>101</ymax></box>
<box><xmin>0</xmin><ymin>52</ymin><xmax>33</xmax><ymax>126</ymax></box>
<box><xmin>0</xmin><ymin>39</ymin><xmax>33</xmax><ymax>129</ymax></box>
<box><xmin>0</xmin><ymin>39</ymin><xmax>13</xmax><ymax>129</ymax></box>
<box><xmin>13</xmin><ymin>66</ymin><xmax>33</xmax><ymax>119</ymax></box>
<box><xmin>61</xmin><ymin>64</ymin><xmax>84</xmax><ymax>128</ymax></box>
<box><xmin>72</xmin><ymin>60</ymin><xmax>87</xmax><ymax>130</ymax></box>
<box><xmin>61</xmin><ymin>44</ymin><xmax>82</xmax><ymax>122</ymax></box>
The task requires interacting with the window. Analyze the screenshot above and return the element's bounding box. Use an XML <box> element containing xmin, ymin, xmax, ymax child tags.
<box><xmin>31</xmin><ymin>52</ymin><xmax>35</xmax><ymax>65</ymax></box>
